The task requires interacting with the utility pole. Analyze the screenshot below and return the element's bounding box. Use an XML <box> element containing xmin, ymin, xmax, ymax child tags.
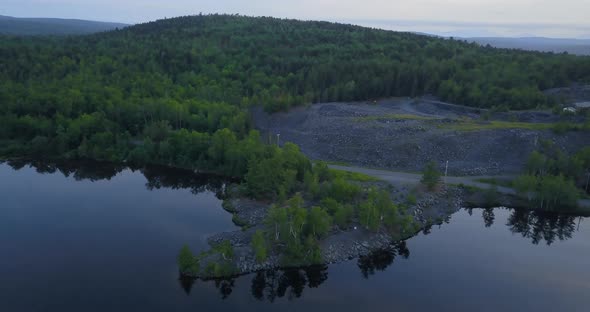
<box><xmin>445</xmin><ymin>160</ymin><xmax>449</xmax><ymax>184</ymax></box>
<box><xmin>276</xmin><ymin>133</ymin><xmax>281</xmax><ymax>146</ymax></box>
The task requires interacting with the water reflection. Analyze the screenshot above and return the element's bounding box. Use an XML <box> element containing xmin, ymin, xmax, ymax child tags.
<box><xmin>250</xmin><ymin>265</ymin><xmax>329</xmax><ymax>302</ymax></box>
<box><xmin>181</xmin><ymin>243</ymin><xmax>412</xmax><ymax>301</ymax></box>
<box><xmin>4</xmin><ymin>158</ymin><xmax>125</xmax><ymax>181</ymax></box>
<box><xmin>3</xmin><ymin>159</ymin><xmax>587</xmax><ymax>305</ymax></box>
<box><xmin>506</xmin><ymin>209</ymin><xmax>578</xmax><ymax>245</ymax></box>
<box><xmin>179</xmin><ymin>276</ymin><xmax>196</xmax><ymax>296</ymax></box>
<box><xmin>482</xmin><ymin>208</ymin><xmax>495</xmax><ymax>228</ymax></box>
<box><xmin>357</xmin><ymin>242</ymin><xmax>410</xmax><ymax>279</ymax></box>
<box><xmin>216</xmin><ymin>278</ymin><xmax>236</xmax><ymax>299</ymax></box>
<box><xmin>3</xmin><ymin>159</ymin><xmax>226</xmax><ymax>195</ymax></box>
<box><xmin>468</xmin><ymin>207</ymin><xmax>579</xmax><ymax>245</ymax></box>
<box><xmin>177</xmin><ymin>265</ymin><xmax>330</xmax><ymax>301</ymax></box>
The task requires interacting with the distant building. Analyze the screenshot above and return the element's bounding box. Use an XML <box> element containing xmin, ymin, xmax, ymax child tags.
<box><xmin>574</xmin><ymin>101</ymin><xmax>590</xmax><ymax>108</ymax></box>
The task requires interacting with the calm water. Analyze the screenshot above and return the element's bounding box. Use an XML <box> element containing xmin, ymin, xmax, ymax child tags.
<box><xmin>1</xmin><ymin>160</ymin><xmax>589</xmax><ymax>312</ymax></box>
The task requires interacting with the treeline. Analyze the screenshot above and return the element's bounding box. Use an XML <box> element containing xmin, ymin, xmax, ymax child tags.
<box><xmin>514</xmin><ymin>141</ymin><xmax>590</xmax><ymax>210</ymax></box>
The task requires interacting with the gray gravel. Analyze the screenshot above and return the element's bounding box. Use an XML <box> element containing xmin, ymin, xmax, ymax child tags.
<box><xmin>253</xmin><ymin>97</ymin><xmax>589</xmax><ymax>175</ymax></box>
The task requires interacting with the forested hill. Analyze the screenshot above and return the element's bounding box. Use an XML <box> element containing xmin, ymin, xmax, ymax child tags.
<box><xmin>0</xmin><ymin>15</ymin><xmax>128</xmax><ymax>35</ymax></box>
<box><xmin>2</xmin><ymin>14</ymin><xmax>590</xmax><ymax>112</ymax></box>
<box><xmin>1</xmin><ymin>14</ymin><xmax>590</xmax><ymax>179</ymax></box>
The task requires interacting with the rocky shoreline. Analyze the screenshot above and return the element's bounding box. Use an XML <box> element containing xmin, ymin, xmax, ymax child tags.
<box><xmin>199</xmin><ymin>184</ymin><xmax>465</xmax><ymax>278</ymax></box>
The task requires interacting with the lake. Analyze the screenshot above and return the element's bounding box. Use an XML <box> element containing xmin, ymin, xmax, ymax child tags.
<box><xmin>1</xmin><ymin>160</ymin><xmax>588</xmax><ymax>312</ymax></box>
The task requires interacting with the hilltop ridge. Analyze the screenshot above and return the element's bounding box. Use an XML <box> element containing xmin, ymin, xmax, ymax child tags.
<box><xmin>0</xmin><ymin>15</ymin><xmax>128</xmax><ymax>35</ymax></box>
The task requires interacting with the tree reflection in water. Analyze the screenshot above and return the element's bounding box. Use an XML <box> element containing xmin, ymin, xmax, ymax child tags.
<box><xmin>178</xmin><ymin>275</ymin><xmax>197</xmax><ymax>296</ymax></box>
<box><xmin>177</xmin><ymin>266</ymin><xmax>329</xmax><ymax>300</ymax></box>
<box><xmin>250</xmin><ymin>265</ymin><xmax>329</xmax><ymax>302</ymax></box>
<box><xmin>4</xmin><ymin>159</ymin><xmax>226</xmax><ymax>195</ymax></box>
<box><xmin>215</xmin><ymin>278</ymin><xmax>236</xmax><ymax>299</ymax></box>
<box><xmin>187</xmin><ymin>242</ymin><xmax>411</xmax><ymax>300</ymax></box>
<box><xmin>6</xmin><ymin>160</ymin><xmax>585</xmax><ymax>299</ymax></box>
<box><xmin>357</xmin><ymin>241</ymin><xmax>410</xmax><ymax>279</ymax></box>
<box><xmin>506</xmin><ymin>209</ymin><xmax>578</xmax><ymax>245</ymax></box>
<box><xmin>482</xmin><ymin>208</ymin><xmax>495</xmax><ymax>228</ymax></box>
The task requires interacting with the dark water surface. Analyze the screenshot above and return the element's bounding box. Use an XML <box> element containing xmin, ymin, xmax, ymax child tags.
<box><xmin>1</xmin><ymin>161</ymin><xmax>588</xmax><ymax>312</ymax></box>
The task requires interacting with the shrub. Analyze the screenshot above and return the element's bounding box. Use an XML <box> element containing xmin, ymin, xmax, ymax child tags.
<box><xmin>307</xmin><ymin>206</ymin><xmax>332</xmax><ymax>238</ymax></box>
<box><xmin>333</xmin><ymin>204</ymin><xmax>354</xmax><ymax>228</ymax></box>
<box><xmin>421</xmin><ymin>161</ymin><xmax>441</xmax><ymax>191</ymax></box>
<box><xmin>320</xmin><ymin>197</ymin><xmax>339</xmax><ymax>215</ymax></box>
<box><xmin>324</xmin><ymin>177</ymin><xmax>361</xmax><ymax>202</ymax></box>
<box><xmin>406</xmin><ymin>193</ymin><xmax>417</xmax><ymax>205</ymax></box>
<box><xmin>214</xmin><ymin>240</ymin><xmax>234</xmax><ymax>261</ymax></box>
<box><xmin>251</xmin><ymin>230</ymin><xmax>268</xmax><ymax>263</ymax></box>
<box><xmin>314</xmin><ymin>161</ymin><xmax>331</xmax><ymax>182</ymax></box>
<box><xmin>177</xmin><ymin>245</ymin><xmax>199</xmax><ymax>275</ymax></box>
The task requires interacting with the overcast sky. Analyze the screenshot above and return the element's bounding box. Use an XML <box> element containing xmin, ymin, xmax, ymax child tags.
<box><xmin>3</xmin><ymin>0</ymin><xmax>590</xmax><ymax>38</ymax></box>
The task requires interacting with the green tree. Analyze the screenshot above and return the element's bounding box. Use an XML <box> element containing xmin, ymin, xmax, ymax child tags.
<box><xmin>314</xmin><ymin>161</ymin><xmax>331</xmax><ymax>182</ymax></box>
<box><xmin>538</xmin><ymin>175</ymin><xmax>579</xmax><ymax>210</ymax></box>
<box><xmin>215</xmin><ymin>240</ymin><xmax>235</xmax><ymax>261</ymax></box>
<box><xmin>307</xmin><ymin>206</ymin><xmax>332</xmax><ymax>238</ymax></box>
<box><xmin>304</xmin><ymin>235</ymin><xmax>322</xmax><ymax>264</ymax></box>
<box><xmin>333</xmin><ymin>204</ymin><xmax>354</xmax><ymax>228</ymax></box>
<box><xmin>245</xmin><ymin>156</ymin><xmax>283</xmax><ymax>199</ymax></box>
<box><xmin>574</xmin><ymin>147</ymin><xmax>590</xmax><ymax>192</ymax></box>
<box><xmin>514</xmin><ymin>175</ymin><xmax>538</xmax><ymax>202</ymax></box>
<box><xmin>325</xmin><ymin>178</ymin><xmax>361</xmax><ymax>202</ymax></box>
<box><xmin>359</xmin><ymin>189</ymin><xmax>381</xmax><ymax>231</ymax></box>
<box><xmin>421</xmin><ymin>161</ymin><xmax>441</xmax><ymax>191</ymax></box>
<box><xmin>287</xmin><ymin>194</ymin><xmax>308</xmax><ymax>241</ymax></box>
<box><xmin>526</xmin><ymin>151</ymin><xmax>547</xmax><ymax>176</ymax></box>
<box><xmin>177</xmin><ymin>245</ymin><xmax>199</xmax><ymax>275</ymax></box>
<box><xmin>265</xmin><ymin>204</ymin><xmax>288</xmax><ymax>242</ymax></box>
<box><xmin>251</xmin><ymin>230</ymin><xmax>268</xmax><ymax>263</ymax></box>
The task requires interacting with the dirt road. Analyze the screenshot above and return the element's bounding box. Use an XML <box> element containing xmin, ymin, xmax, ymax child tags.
<box><xmin>329</xmin><ymin>164</ymin><xmax>590</xmax><ymax>209</ymax></box>
<box><xmin>329</xmin><ymin>164</ymin><xmax>517</xmax><ymax>194</ymax></box>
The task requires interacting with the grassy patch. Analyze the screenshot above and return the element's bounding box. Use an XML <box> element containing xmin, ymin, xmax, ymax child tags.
<box><xmin>475</xmin><ymin>178</ymin><xmax>514</xmax><ymax>188</ymax></box>
<box><xmin>440</xmin><ymin>120</ymin><xmax>554</xmax><ymax>131</ymax></box>
<box><xmin>453</xmin><ymin>183</ymin><xmax>484</xmax><ymax>193</ymax></box>
<box><xmin>356</xmin><ymin>114</ymin><xmax>437</xmax><ymax>122</ymax></box>
<box><xmin>323</xmin><ymin>160</ymin><xmax>352</xmax><ymax>166</ymax></box>
<box><xmin>329</xmin><ymin>168</ymin><xmax>379</xmax><ymax>182</ymax></box>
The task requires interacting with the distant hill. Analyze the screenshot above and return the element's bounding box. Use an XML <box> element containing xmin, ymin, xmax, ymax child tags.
<box><xmin>467</xmin><ymin>37</ymin><xmax>590</xmax><ymax>56</ymax></box>
<box><xmin>0</xmin><ymin>15</ymin><xmax>129</xmax><ymax>35</ymax></box>
<box><xmin>2</xmin><ymin>14</ymin><xmax>590</xmax><ymax>113</ymax></box>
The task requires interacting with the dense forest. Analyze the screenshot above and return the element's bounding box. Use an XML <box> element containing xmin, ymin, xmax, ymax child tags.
<box><xmin>2</xmin><ymin>14</ymin><xmax>590</xmax><ymax>184</ymax></box>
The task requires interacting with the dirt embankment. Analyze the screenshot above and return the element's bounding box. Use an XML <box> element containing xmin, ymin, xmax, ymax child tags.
<box><xmin>253</xmin><ymin>97</ymin><xmax>589</xmax><ymax>175</ymax></box>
